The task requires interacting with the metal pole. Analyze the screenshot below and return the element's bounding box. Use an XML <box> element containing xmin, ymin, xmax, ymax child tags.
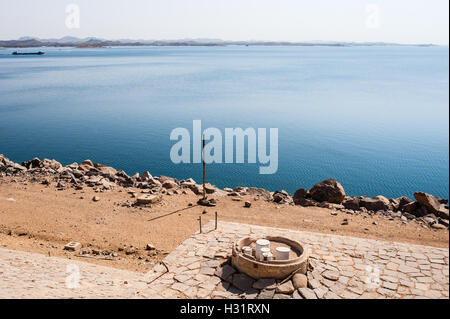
<box><xmin>202</xmin><ymin>134</ymin><xmax>206</xmax><ymax>200</ymax></box>
<box><xmin>215</xmin><ymin>211</ymin><xmax>218</xmax><ymax>230</ymax></box>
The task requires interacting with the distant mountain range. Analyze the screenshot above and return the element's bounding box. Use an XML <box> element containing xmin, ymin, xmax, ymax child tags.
<box><xmin>0</xmin><ymin>37</ymin><xmax>435</xmax><ymax>48</ymax></box>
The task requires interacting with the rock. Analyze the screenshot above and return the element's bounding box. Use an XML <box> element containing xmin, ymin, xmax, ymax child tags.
<box><xmin>140</xmin><ymin>171</ymin><xmax>152</xmax><ymax>181</ymax></box>
<box><xmin>203</xmin><ymin>183</ymin><xmax>217</xmax><ymax>194</ymax></box>
<box><xmin>438</xmin><ymin>204</ymin><xmax>450</xmax><ymax>220</ymax></box>
<box><xmin>41</xmin><ymin>159</ymin><xmax>62</xmax><ymax>171</ymax></box>
<box><xmin>125</xmin><ymin>247</ymin><xmax>136</xmax><ymax>255</ymax></box>
<box><xmin>414</xmin><ymin>192</ymin><xmax>440</xmax><ymax>212</ymax></box>
<box><xmin>438</xmin><ymin>218</ymin><xmax>449</xmax><ymax>227</ymax></box>
<box><xmin>81</xmin><ymin>160</ymin><xmax>94</xmax><ymax>167</ymax></box>
<box><xmin>252</xmin><ymin>279</ymin><xmax>277</xmax><ymax>290</ymax></box>
<box><xmin>406</xmin><ymin>203</ymin><xmax>428</xmax><ymax>218</ymax></box>
<box><xmin>272</xmin><ymin>190</ymin><xmax>293</xmax><ymax>204</ymax></box>
<box><xmin>197</xmin><ymin>198</ymin><xmax>217</xmax><ymax>207</ymax></box>
<box><xmin>330</xmin><ymin>211</ymin><xmax>338</xmax><ymax>216</ymax></box>
<box><xmin>145</xmin><ymin>243</ymin><xmax>155</xmax><ymax>251</ymax></box>
<box><xmin>359</xmin><ymin>196</ymin><xmax>391</xmax><ymax>211</ymax></box>
<box><xmin>257</xmin><ymin>289</ymin><xmax>275</xmax><ymax>299</ymax></box>
<box><xmin>402</xmin><ymin>212</ymin><xmax>416</xmax><ymax>220</ymax></box>
<box><xmin>64</xmin><ymin>242</ymin><xmax>82</xmax><ymax>252</ymax></box>
<box><xmin>97</xmin><ymin>166</ymin><xmax>117</xmax><ymax>179</ymax></box>
<box><xmin>292</xmin><ymin>273</ymin><xmax>308</xmax><ymax>289</ymax></box>
<box><xmin>232</xmin><ymin>273</ymin><xmax>255</xmax><ymax>292</ymax></box>
<box><xmin>309</xmin><ymin>179</ymin><xmax>345</xmax><ymax>204</ymax></box>
<box><xmin>244</xmin><ymin>201</ymin><xmax>252</xmax><ymax>208</ymax></box>
<box><xmin>247</xmin><ymin>187</ymin><xmax>272</xmax><ymax>201</ymax></box>
<box><xmin>300</xmin><ymin>198</ymin><xmax>320</xmax><ymax>207</ymax></box>
<box><xmin>276</xmin><ymin>281</ymin><xmax>295</xmax><ymax>294</ymax></box>
<box><xmin>389</xmin><ymin>198</ymin><xmax>400</xmax><ymax>211</ymax></box>
<box><xmin>322</xmin><ymin>270</ymin><xmax>340</xmax><ymax>281</ymax></box>
<box><xmin>214</xmin><ymin>264</ymin><xmax>236</xmax><ymax>282</ymax></box>
<box><xmin>22</xmin><ymin>157</ymin><xmax>43</xmax><ymax>169</ymax></box>
<box><xmin>341</xmin><ymin>218</ymin><xmax>349</xmax><ymax>225</ymax></box>
<box><xmin>402</xmin><ymin>201</ymin><xmax>418</xmax><ymax>213</ymax></box>
<box><xmin>292</xmin><ymin>290</ymin><xmax>303</xmax><ymax>299</ymax></box>
<box><xmin>136</xmin><ymin>195</ymin><xmax>160</xmax><ymax>205</ymax></box>
<box><xmin>188</xmin><ymin>184</ymin><xmax>204</xmax><ymax>195</ymax></box>
<box><xmin>298</xmin><ymin>287</ymin><xmax>318</xmax><ymax>299</ymax></box>
<box><xmin>92</xmin><ymin>196</ymin><xmax>100</xmax><ymax>202</ymax></box>
<box><xmin>162</xmin><ymin>180</ymin><xmax>177</xmax><ymax>189</ymax></box>
<box><xmin>342</xmin><ymin>197</ymin><xmax>360</xmax><ymax>210</ymax></box>
<box><xmin>431</xmin><ymin>223</ymin><xmax>447</xmax><ymax>230</ymax></box>
<box><xmin>396</xmin><ymin>196</ymin><xmax>413</xmax><ymax>211</ymax></box>
<box><xmin>293</xmin><ymin>188</ymin><xmax>308</xmax><ymax>205</ymax></box>
<box><xmin>423</xmin><ymin>214</ymin><xmax>438</xmax><ymax>225</ymax></box>
<box><xmin>414</xmin><ymin>192</ymin><xmax>448</xmax><ymax>219</ymax></box>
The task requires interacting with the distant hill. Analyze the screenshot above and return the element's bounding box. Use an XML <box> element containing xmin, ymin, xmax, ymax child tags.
<box><xmin>0</xmin><ymin>37</ymin><xmax>435</xmax><ymax>48</ymax></box>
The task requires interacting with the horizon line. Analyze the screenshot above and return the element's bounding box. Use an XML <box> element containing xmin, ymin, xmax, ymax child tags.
<box><xmin>0</xmin><ymin>36</ymin><xmax>447</xmax><ymax>46</ymax></box>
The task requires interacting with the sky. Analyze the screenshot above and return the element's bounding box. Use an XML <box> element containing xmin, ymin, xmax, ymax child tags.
<box><xmin>0</xmin><ymin>0</ymin><xmax>448</xmax><ymax>44</ymax></box>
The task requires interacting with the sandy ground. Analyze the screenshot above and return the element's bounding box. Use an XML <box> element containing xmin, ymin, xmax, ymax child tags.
<box><xmin>0</xmin><ymin>177</ymin><xmax>448</xmax><ymax>273</ymax></box>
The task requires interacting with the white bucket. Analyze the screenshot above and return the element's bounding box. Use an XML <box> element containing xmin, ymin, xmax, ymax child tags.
<box><xmin>242</xmin><ymin>246</ymin><xmax>253</xmax><ymax>257</ymax></box>
<box><xmin>255</xmin><ymin>239</ymin><xmax>270</xmax><ymax>260</ymax></box>
<box><xmin>259</xmin><ymin>247</ymin><xmax>270</xmax><ymax>261</ymax></box>
<box><xmin>276</xmin><ymin>246</ymin><xmax>290</xmax><ymax>260</ymax></box>
<box><xmin>262</xmin><ymin>252</ymin><xmax>273</xmax><ymax>261</ymax></box>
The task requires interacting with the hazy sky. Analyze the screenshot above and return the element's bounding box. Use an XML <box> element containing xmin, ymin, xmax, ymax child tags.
<box><xmin>0</xmin><ymin>0</ymin><xmax>448</xmax><ymax>44</ymax></box>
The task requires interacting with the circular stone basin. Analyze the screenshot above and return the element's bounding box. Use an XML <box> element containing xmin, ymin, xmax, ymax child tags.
<box><xmin>231</xmin><ymin>236</ymin><xmax>309</xmax><ymax>280</ymax></box>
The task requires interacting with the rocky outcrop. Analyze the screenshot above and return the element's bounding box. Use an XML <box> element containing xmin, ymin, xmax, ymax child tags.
<box><xmin>1</xmin><ymin>154</ymin><xmax>448</xmax><ymax>228</ymax></box>
<box><xmin>342</xmin><ymin>197</ymin><xmax>360</xmax><ymax>210</ymax></box>
<box><xmin>293</xmin><ymin>188</ymin><xmax>308</xmax><ymax>205</ymax></box>
<box><xmin>309</xmin><ymin>179</ymin><xmax>346</xmax><ymax>204</ymax></box>
<box><xmin>359</xmin><ymin>196</ymin><xmax>392</xmax><ymax>212</ymax></box>
<box><xmin>414</xmin><ymin>192</ymin><xmax>449</xmax><ymax>220</ymax></box>
<box><xmin>272</xmin><ymin>190</ymin><xmax>293</xmax><ymax>204</ymax></box>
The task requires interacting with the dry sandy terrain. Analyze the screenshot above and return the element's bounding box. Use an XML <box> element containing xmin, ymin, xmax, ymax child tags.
<box><xmin>0</xmin><ymin>177</ymin><xmax>448</xmax><ymax>273</ymax></box>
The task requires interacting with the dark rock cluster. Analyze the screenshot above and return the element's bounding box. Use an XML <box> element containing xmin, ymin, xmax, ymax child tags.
<box><xmin>1</xmin><ymin>154</ymin><xmax>448</xmax><ymax>228</ymax></box>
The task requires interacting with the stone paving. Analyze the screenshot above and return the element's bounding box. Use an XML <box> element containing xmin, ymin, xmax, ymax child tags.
<box><xmin>0</xmin><ymin>248</ymin><xmax>158</xmax><ymax>298</ymax></box>
<box><xmin>0</xmin><ymin>221</ymin><xmax>449</xmax><ymax>299</ymax></box>
<box><xmin>147</xmin><ymin>221</ymin><xmax>449</xmax><ymax>299</ymax></box>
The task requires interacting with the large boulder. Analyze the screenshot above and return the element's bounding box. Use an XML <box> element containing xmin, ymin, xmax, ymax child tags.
<box><xmin>359</xmin><ymin>196</ymin><xmax>392</xmax><ymax>211</ymax></box>
<box><xmin>293</xmin><ymin>188</ymin><xmax>308</xmax><ymax>205</ymax></box>
<box><xmin>414</xmin><ymin>192</ymin><xmax>449</xmax><ymax>219</ymax></box>
<box><xmin>247</xmin><ymin>187</ymin><xmax>272</xmax><ymax>201</ymax></box>
<box><xmin>309</xmin><ymin>179</ymin><xmax>346</xmax><ymax>204</ymax></box>
<box><xmin>22</xmin><ymin>157</ymin><xmax>43</xmax><ymax>169</ymax></box>
<box><xmin>162</xmin><ymin>180</ymin><xmax>177</xmax><ymax>189</ymax></box>
<box><xmin>97</xmin><ymin>166</ymin><xmax>117</xmax><ymax>179</ymax></box>
<box><xmin>401</xmin><ymin>202</ymin><xmax>428</xmax><ymax>218</ymax></box>
<box><xmin>342</xmin><ymin>197</ymin><xmax>360</xmax><ymax>210</ymax></box>
<box><xmin>272</xmin><ymin>190</ymin><xmax>293</xmax><ymax>204</ymax></box>
<box><xmin>396</xmin><ymin>196</ymin><xmax>413</xmax><ymax>211</ymax></box>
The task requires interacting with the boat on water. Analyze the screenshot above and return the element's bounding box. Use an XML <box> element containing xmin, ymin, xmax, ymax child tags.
<box><xmin>12</xmin><ymin>51</ymin><xmax>45</xmax><ymax>55</ymax></box>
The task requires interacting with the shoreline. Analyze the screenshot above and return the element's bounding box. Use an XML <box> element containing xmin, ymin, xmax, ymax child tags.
<box><xmin>1</xmin><ymin>154</ymin><xmax>449</xmax><ymax>217</ymax></box>
<box><xmin>0</xmin><ymin>153</ymin><xmax>448</xmax><ymax>273</ymax></box>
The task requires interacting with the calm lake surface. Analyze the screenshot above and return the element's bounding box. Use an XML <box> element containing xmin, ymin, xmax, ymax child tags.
<box><xmin>0</xmin><ymin>46</ymin><xmax>448</xmax><ymax>198</ymax></box>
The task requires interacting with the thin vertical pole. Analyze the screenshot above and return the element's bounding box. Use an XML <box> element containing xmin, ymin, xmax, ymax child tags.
<box><xmin>199</xmin><ymin>216</ymin><xmax>202</xmax><ymax>233</ymax></box>
<box><xmin>215</xmin><ymin>211</ymin><xmax>218</xmax><ymax>230</ymax></box>
<box><xmin>202</xmin><ymin>134</ymin><xmax>206</xmax><ymax>199</ymax></box>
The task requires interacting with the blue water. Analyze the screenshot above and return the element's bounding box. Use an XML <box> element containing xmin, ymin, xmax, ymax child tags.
<box><xmin>0</xmin><ymin>46</ymin><xmax>448</xmax><ymax>199</ymax></box>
